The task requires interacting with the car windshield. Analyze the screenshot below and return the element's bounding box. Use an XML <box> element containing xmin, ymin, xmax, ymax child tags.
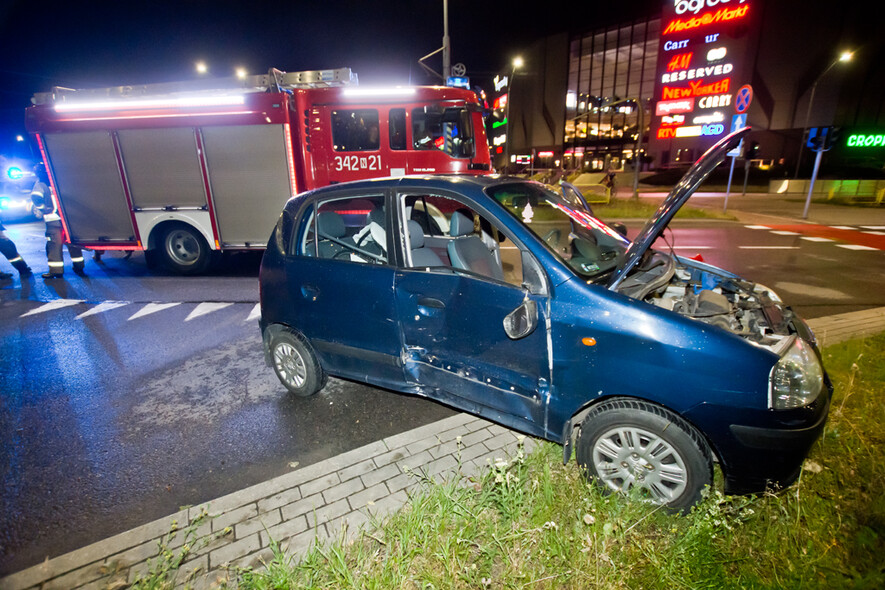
<box><xmin>487</xmin><ymin>182</ymin><xmax>631</xmax><ymax>281</ymax></box>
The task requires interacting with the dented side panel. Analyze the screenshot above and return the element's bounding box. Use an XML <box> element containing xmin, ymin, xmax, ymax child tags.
<box><xmin>394</xmin><ymin>268</ymin><xmax>551</xmax><ymax>434</ymax></box>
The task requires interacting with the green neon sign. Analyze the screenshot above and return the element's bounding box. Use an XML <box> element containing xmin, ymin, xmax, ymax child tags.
<box><xmin>846</xmin><ymin>133</ymin><xmax>885</xmax><ymax>148</ymax></box>
<box><xmin>492</xmin><ymin>118</ymin><xmax>508</xmax><ymax>129</ymax></box>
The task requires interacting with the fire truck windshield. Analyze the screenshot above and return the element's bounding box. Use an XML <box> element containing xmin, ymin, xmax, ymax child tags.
<box><xmin>411</xmin><ymin>105</ymin><xmax>475</xmax><ymax>159</ymax></box>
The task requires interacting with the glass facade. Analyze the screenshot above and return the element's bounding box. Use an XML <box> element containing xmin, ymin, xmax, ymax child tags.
<box><xmin>565</xmin><ymin>18</ymin><xmax>660</xmax><ymax>172</ymax></box>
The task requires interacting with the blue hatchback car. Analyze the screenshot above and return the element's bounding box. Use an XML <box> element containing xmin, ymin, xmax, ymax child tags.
<box><xmin>259</xmin><ymin>130</ymin><xmax>831</xmax><ymax>509</ymax></box>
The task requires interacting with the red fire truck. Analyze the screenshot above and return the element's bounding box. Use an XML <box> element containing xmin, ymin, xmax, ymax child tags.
<box><xmin>25</xmin><ymin>67</ymin><xmax>492</xmax><ymax>274</ymax></box>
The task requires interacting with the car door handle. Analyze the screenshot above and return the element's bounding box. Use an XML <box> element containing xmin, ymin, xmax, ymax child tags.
<box><xmin>301</xmin><ymin>285</ymin><xmax>319</xmax><ymax>301</ymax></box>
<box><xmin>417</xmin><ymin>297</ymin><xmax>445</xmax><ymax>309</ymax></box>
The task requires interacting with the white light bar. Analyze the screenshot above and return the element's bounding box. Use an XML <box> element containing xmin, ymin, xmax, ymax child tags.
<box><xmin>341</xmin><ymin>87</ymin><xmax>416</xmax><ymax>98</ymax></box>
<box><xmin>54</xmin><ymin>94</ymin><xmax>247</xmax><ymax>113</ymax></box>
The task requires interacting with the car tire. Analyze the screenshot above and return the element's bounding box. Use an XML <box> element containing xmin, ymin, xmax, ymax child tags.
<box><xmin>159</xmin><ymin>223</ymin><xmax>211</xmax><ymax>275</ymax></box>
<box><xmin>269</xmin><ymin>329</ymin><xmax>325</xmax><ymax>397</ymax></box>
<box><xmin>575</xmin><ymin>398</ymin><xmax>713</xmax><ymax>511</ymax></box>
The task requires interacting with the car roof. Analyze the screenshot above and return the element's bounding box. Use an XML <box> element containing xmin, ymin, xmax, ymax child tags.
<box><xmin>294</xmin><ymin>174</ymin><xmax>528</xmax><ymax>201</ymax></box>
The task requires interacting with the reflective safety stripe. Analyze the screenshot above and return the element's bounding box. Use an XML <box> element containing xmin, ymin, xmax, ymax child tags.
<box><xmin>10</xmin><ymin>256</ymin><xmax>22</xmax><ymax>263</ymax></box>
<box><xmin>44</xmin><ymin>214</ymin><xmax>61</xmax><ymax>222</ymax></box>
<box><xmin>48</xmin><ymin>261</ymin><xmax>64</xmax><ymax>268</ymax></box>
<box><xmin>70</xmin><ymin>257</ymin><xmax>84</xmax><ymax>263</ymax></box>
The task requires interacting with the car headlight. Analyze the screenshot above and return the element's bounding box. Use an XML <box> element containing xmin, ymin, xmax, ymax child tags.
<box><xmin>769</xmin><ymin>337</ymin><xmax>824</xmax><ymax>410</ymax></box>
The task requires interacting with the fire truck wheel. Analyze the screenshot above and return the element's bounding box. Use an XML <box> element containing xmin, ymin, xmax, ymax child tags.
<box><xmin>159</xmin><ymin>223</ymin><xmax>212</xmax><ymax>275</ymax></box>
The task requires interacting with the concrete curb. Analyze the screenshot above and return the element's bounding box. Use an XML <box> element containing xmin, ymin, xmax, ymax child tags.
<box><xmin>3</xmin><ymin>308</ymin><xmax>884</xmax><ymax>590</ymax></box>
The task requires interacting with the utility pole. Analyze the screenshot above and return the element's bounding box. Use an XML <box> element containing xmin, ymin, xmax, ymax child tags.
<box><xmin>442</xmin><ymin>0</ymin><xmax>451</xmax><ymax>80</ymax></box>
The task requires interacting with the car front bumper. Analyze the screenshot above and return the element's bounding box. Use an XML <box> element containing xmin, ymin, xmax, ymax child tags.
<box><xmin>684</xmin><ymin>378</ymin><xmax>832</xmax><ymax>495</ymax></box>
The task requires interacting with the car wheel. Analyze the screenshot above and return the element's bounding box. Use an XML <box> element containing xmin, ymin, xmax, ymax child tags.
<box><xmin>575</xmin><ymin>399</ymin><xmax>712</xmax><ymax>511</ymax></box>
<box><xmin>270</xmin><ymin>329</ymin><xmax>325</xmax><ymax>397</ymax></box>
<box><xmin>159</xmin><ymin>223</ymin><xmax>211</xmax><ymax>275</ymax></box>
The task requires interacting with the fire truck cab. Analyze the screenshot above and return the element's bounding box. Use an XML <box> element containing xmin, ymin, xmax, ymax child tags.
<box><xmin>24</xmin><ymin>67</ymin><xmax>491</xmax><ymax>274</ymax></box>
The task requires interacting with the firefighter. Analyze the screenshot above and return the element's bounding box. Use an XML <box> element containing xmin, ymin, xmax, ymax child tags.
<box><xmin>31</xmin><ymin>166</ymin><xmax>86</xmax><ymax>279</ymax></box>
<box><xmin>0</xmin><ymin>219</ymin><xmax>32</xmax><ymax>279</ymax></box>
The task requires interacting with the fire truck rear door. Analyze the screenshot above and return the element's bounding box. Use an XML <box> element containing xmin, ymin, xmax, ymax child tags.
<box><xmin>42</xmin><ymin>131</ymin><xmax>136</xmax><ymax>243</ymax></box>
<box><xmin>199</xmin><ymin>124</ymin><xmax>293</xmax><ymax>247</ymax></box>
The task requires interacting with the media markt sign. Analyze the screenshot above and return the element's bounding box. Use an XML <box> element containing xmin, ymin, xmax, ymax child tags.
<box><xmin>650</xmin><ymin>0</ymin><xmax>761</xmax><ymax>165</ymax></box>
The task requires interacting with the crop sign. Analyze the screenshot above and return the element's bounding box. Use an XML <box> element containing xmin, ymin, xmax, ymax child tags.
<box><xmin>650</xmin><ymin>0</ymin><xmax>760</xmax><ymax>162</ymax></box>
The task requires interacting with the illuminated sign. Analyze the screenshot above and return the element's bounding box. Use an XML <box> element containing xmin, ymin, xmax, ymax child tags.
<box><xmin>656</xmin><ymin>99</ymin><xmax>695</xmax><ymax>115</ymax></box>
<box><xmin>538</xmin><ymin>151</ymin><xmax>555</xmax><ymax>158</ymax></box>
<box><xmin>651</xmin><ymin>0</ymin><xmax>758</xmax><ymax>160</ymax></box>
<box><xmin>494</xmin><ymin>75</ymin><xmax>509</xmax><ymax>91</ymax></box>
<box><xmin>662</xmin><ymin>78</ymin><xmax>731</xmax><ymax>100</ymax></box>
<box><xmin>847</xmin><ymin>134</ymin><xmax>885</xmax><ymax>147</ymax></box>
<box><xmin>661</xmin><ymin>63</ymin><xmax>734</xmax><ymax>83</ymax></box>
<box><xmin>698</xmin><ymin>94</ymin><xmax>732</xmax><ymax>108</ymax></box>
<box><xmin>663</xmin><ymin>4</ymin><xmax>750</xmax><ymax>35</ymax></box>
<box><xmin>693</xmin><ymin>112</ymin><xmax>724</xmax><ymax>124</ymax></box>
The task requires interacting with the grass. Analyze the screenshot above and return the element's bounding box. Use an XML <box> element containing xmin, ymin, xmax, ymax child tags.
<box><xmin>225</xmin><ymin>333</ymin><xmax>885</xmax><ymax>589</ymax></box>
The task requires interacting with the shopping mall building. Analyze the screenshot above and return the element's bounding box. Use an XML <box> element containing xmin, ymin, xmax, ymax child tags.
<box><xmin>491</xmin><ymin>0</ymin><xmax>884</xmax><ymax>176</ymax></box>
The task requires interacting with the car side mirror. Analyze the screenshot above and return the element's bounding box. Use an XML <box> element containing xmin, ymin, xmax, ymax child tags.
<box><xmin>503</xmin><ymin>298</ymin><xmax>538</xmax><ymax>340</ymax></box>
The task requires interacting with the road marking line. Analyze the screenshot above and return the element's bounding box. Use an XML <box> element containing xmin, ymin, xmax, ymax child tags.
<box><xmin>800</xmin><ymin>236</ymin><xmax>833</xmax><ymax>242</ymax></box>
<box><xmin>672</xmin><ymin>245</ymin><xmax>714</xmax><ymax>249</ymax></box>
<box><xmin>185</xmin><ymin>302</ymin><xmax>234</xmax><ymax>321</ymax></box>
<box><xmin>829</xmin><ymin>225</ymin><xmax>856</xmax><ymax>230</ymax></box>
<box><xmin>76</xmin><ymin>301</ymin><xmax>130</xmax><ymax>319</ymax></box>
<box><xmin>862</xmin><ymin>231</ymin><xmax>885</xmax><ymax>236</ymax></box>
<box><xmin>20</xmin><ymin>298</ymin><xmax>85</xmax><ymax>317</ymax></box>
<box><xmin>836</xmin><ymin>244</ymin><xmax>879</xmax><ymax>251</ymax></box>
<box><xmin>128</xmin><ymin>302</ymin><xmax>182</xmax><ymax>321</ymax></box>
<box><xmin>245</xmin><ymin>303</ymin><xmax>261</xmax><ymax>322</ymax></box>
<box><xmin>860</xmin><ymin>225</ymin><xmax>885</xmax><ymax>230</ymax></box>
<box><xmin>744</xmin><ymin>225</ymin><xmax>770</xmax><ymax>230</ymax></box>
<box><xmin>770</xmin><ymin>230</ymin><xmax>800</xmax><ymax>235</ymax></box>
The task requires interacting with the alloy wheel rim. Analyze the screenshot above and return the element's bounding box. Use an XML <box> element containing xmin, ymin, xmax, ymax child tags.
<box><xmin>273</xmin><ymin>342</ymin><xmax>306</xmax><ymax>388</ymax></box>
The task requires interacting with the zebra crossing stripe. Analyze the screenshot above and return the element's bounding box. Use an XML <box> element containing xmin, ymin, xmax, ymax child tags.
<box><xmin>20</xmin><ymin>299</ymin><xmax>85</xmax><ymax>317</ymax></box>
<box><xmin>245</xmin><ymin>303</ymin><xmax>261</xmax><ymax>322</ymax></box>
<box><xmin>76</xmin><ymin>301</ymin><xmax>130</xmax><ymax>320</ymax></box>
<box><xmin>185</xmin><ymin>302</ymin><xmax>234</xmax><ymax>321</ymax></box>
<box><xmin>128</xmin><ymin>302</ymin><xmax>182</xmax><ymax>321</ymax></box>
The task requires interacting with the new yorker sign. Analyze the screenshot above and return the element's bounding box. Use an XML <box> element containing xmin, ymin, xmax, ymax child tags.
<box><xmin>650</xmin><ymin>0</ymin><xmax>760</xmax><ymax>164</ymax></box>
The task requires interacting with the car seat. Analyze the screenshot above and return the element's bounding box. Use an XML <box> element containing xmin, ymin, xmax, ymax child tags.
<box><xmin>407</xmin><ymin>220</ymin><xmax>443</xmax><ymax>267</ymax></box>
<box><xmin>315</xmin><ymin>211</ymin><xmax>348</xmax><ymax>258</ymax></box>
<box><xmin>447</xmin><ymin>211</ymin><xmax>504</xmax><ymax>280</ymax></box>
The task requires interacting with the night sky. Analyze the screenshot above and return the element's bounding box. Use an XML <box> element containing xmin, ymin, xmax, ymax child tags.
<box><xmin>0</xmin><ymin>0</ymin><xmax>661</xmax><ymax>157</ymax></box>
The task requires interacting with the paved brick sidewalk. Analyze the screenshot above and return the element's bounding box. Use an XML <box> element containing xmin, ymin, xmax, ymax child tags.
<box><xmin>3</xmin><ymin>308</ymin><xmax>883</xmax><ymax>590</ymax></box>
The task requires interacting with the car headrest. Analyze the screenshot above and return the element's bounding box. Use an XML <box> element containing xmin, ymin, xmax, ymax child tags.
<box><xmin>449</xmin><ymin>210</ymin><xmax>474</xmax><ymax>237</ymax></box>
<box><xmin>317</xmin><ymin>211</ymin><xmax>346</xmax><ymax>238</ymax></box>
<box><xmin>407</xmin><ymin>220</ymin><xmax>425</xmax><ymax>249</ymax></box>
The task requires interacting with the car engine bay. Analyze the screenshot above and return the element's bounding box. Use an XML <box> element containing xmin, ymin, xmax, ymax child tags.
<box><xmin>616</xmin><ymin>251</ymin><xmax>795</xmax><ymax>348</ymax></box>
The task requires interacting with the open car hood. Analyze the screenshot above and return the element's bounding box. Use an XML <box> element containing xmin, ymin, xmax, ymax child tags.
<box><xmin>607</xmin><ymin>128</ymin><xmax>750</xmax><ymax>291</ymax></box>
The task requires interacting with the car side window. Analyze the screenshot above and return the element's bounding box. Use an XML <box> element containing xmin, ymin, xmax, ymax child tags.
<box><xmin>402</xmin><ymin>193</ymin><xmax>523</xmax><ymax>287</ymax></box>
<box><xmin>301</xmin><ymin>195</ymin><xmax>388</xmax><ymax>265</ymax></box>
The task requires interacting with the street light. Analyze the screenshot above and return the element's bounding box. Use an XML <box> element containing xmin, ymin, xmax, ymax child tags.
<box><xmin>503</xmin><ymin>56</ymin><xmax>523</xmax><ymax>173</ymax></box>
<box><xmin>794</xmin><ymin>50</ymin><xmax>853</xmax><ymax>178</ymax></box>
<box><xmin>195</xmin><ymin>61</ymin><xmax>208</xmax><ymax>75</ymax></box>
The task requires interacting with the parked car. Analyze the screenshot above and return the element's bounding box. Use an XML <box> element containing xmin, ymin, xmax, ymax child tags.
<box><xmin>258</xmin><ymin>129</ymin><xmax>831</xmax><ymax>510</ymax></box>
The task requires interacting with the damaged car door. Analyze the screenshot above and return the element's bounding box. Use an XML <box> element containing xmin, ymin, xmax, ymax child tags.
<box><xmin>392</xmin><ymin>190</ymin><xmax>552</xmax><ymax>437</ymax></box>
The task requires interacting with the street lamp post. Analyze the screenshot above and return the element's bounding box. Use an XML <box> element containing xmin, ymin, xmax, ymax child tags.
<box><xmin>503</xmin><ymin>56</ymin><xmax>523</xmax><ymax>173</ymax></box>
<box><xmin>794</xmin><ymin>50</ymin><xmax>853</xmax><ymax>178</ymax></box>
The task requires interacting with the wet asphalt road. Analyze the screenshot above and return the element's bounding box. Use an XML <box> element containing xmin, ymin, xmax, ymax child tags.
<box><xmin>1</xmin><ymin>217</ymin><xmax>884</xmax><ymax>575</ymax></box>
